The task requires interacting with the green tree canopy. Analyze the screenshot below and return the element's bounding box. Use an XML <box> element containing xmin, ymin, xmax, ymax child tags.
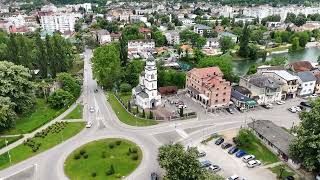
<box><xmin>92</xmin><ymin>43</ymin><xmax>121</xmax><ymax>89</ymax></box>
<box><xmin>57</xmin><ymin>73</ymin><xmax>81</xmax><ymax>98</ymax></box>
<box><xmin>48</xmin><ymin>89</ymin><xmax>74</xmax><ymax>109</ymax></box>
<box><xmin>289</xmin><ymin>99</ymin><xmax>320</xmax><ymax>171</ymax></box>
<box><xmin>219</xmin><ymin>36</ymin><xmax>235</xmax><ymax>54</ymax></box>
<box><xmin>0</xmin><ymin>96</ymin><xmax>17</xmax><ymax>131</ymax></box>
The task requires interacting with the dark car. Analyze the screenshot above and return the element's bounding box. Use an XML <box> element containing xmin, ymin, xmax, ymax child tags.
<box><xmin>297</xmin><ymin>105</ymin><xmax>306</xmax><ymax>111</ymax></box>
<box><xmin>228</xmin><ymin>146</ymin><xmax>239</xmax><ymax>154</ymax></box>
<box><xmin>235</xmin><ymin>150</ymin><xmax>246</xmax><ymax>158</ymax></box>
<box><xmin>215</xmin><ymin>137</ymin><xmax>224</xmax><ymax>145</ymax></box>
<box><xmin>221</xmin><ymin>142</ymin><xmax>232</xmax><ymax>149</ymax></box>
<box><xmin>283</xmin><ymin>176</ymin><xmax>294</xmax><ymax>180</ymax></box>
<box><xmin>200</xmin><ymin>160</ymin><xmax>212</xmax><ymax>168</ymax></box>
<box><xmin>151</xmin><ymin>172</ymin><xmax>159</xmax><ymax>180</ymax></box>
<box><xmin>300</xmin><ymin>101</ymin><xmax>312</xmax><ymax>108</ymax></box>
<box><xmin>226</xmin><ymin>107</ymin><xmax>234</xmax><ymax>114</ymax></box>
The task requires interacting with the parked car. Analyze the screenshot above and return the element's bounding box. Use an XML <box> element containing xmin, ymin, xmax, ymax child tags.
<box><xmin>208</xmin><ymin>165</ymin><xmax>221</xmax><ymax>173</ymax></box>
<box><xmin>226</xmin><ymin>107</ymin><xmax>234</xmax><ymax>114</ymax></box>
<box><xmin>283</xmin><ymin>176</ymin><xmax>294</xmax><ymax>180</ymax></box>
<box><xmin>247</xmin><ymin>160</ymin><xmax>261</xmax><ymax>168</ymax></box>
<box><xmin>300</xmin><ymin>101</ymin><xmax>312</xmax><ymax>108</ymax></box>
<box><xmin>235</xmin><ymin>150</ymin><xmax>246</xmax><ymax>158</ymax></box>
<box><xmin>242</xmin><ymin>155</ymin><xmax>255</xmax><ymax>162</ymax></box>
<box><xmin>228</xmin><ymin>146</ymin><xmax>239</xmax><ymax>154</ymax></box>
<box><xmin>215</xmin><ymin>137</ymin><xmax>224</xmax><ymax>145</ymax></box>
<box><xmin>262</xmin><ymin>104</ymin><xmax>273</xmax><ymax>109</ymax></box>
<box><xmin>310</xmin><ymin>94</ymin><xmax>318</xmax><ymax>98</ymax></box>
<box><xmin>221</xmin><ymin>142</ymin><xmax>232</xmax><ymax>149</ymax></box>
<box><xmin>200</xmin><ymin>160</ymin><xmax>212</xmax><ymax>168</ymax></box>
<box><xmin>288</xmin><ymin>106</ymin><xmax>298</xmax><ymax>113</ymax></box>
<box><xmin>151</xmin><ymin>172</ymin><xmax>159</xmax><ymax>180</ymax></box>
<box><xmin>297</xmin><ymin>105</ymin><xmax>306</xmax><ymax>111</ymax></box>
<box><xmin>198</xmin><ymin>151</ymin><xmax>206</xmax><ymax>157</ymax></box>
<box><xmin>227</xmin><ymin>174</ymin><xmax>240</xmax><ymax>180</ymax></box>
<box><xmin>89</xmin><ymin>106</ymin><xmax>95</xmax><ymax>113</ymax></box>
<box><xmin>86</xmin><ymin>121</ymin><xmax>92</xmax><ymax>128</ymax></box>
<box><xmin>276</xmin><ymin>101</ymin><xmax>285</xmax><ymax>105</ymax></box>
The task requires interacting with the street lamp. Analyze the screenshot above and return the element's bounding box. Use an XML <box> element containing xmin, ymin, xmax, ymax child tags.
<box><xmin>5</xmin><ymin>139</ymin><xmax>11</xmax><ymax>165</ymax></box>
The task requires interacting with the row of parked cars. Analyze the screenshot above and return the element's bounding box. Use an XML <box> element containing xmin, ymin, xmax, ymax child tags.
<box><xmin>214</xmin><ymin>137</ymin><xmax>261</xmax><ymax>168</ymax></box>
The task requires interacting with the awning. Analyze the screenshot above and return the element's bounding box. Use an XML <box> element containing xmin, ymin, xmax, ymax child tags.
<box><xmin>246</xmin><ymin>100</ymin><xmax>257</xmax><ymax>106</ymax></box>
<box><xmin>199</xmin><ymin>94</ymin><xmax>209</xmax><ymax>101</ymax></box>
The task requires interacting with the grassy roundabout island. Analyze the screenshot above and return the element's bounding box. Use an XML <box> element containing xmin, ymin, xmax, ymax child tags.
<box><xmin>65</xmin><ymin>138</ymin><xmax>142</xmax><ymax>180</ymax></box>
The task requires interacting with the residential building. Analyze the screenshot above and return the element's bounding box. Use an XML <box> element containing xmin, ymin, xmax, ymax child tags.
<box><xmin>40</xmin><ymin>13</ymin><xmax>79</xmax><ymax>33</ymax></box>
<box><xmin>180</xmin><ymin>18</ymin><xmax>194</xmax><ymax>26</ymax></box>
<box><xmin>204</xmin><ymin>38</ymin><xmax>219</xmax><ymax>48</ymax></box>
<box><xmin>261</xmin><ymin>70</ymin><xmax>299</xmax><ymax>99</ymax></box>
<box><xmin>132</xmin><ymin>56</ymin><xmax>161</xmax><ymax>109</ymax></box>
<box><xmin>296</xmin><ymin>71</ymin><xmax>316</xmax><ymax>96</ymax></box>
<box><xmin>186</xmin><ymin>67</ymin><xmax>231</xmax><ymax>109</ymax></box>
<box><xmin>231</xmin><ymin>86</ymin><xmax>257</xmax><ymax>110</ymax></box>
<box><xmin>239</xmin><ymin>75</ymin><xmax>283</xmax><ymax>105</ymax></box>
<box><xmin>315</xmin><ymin>73</ymin><xmax>320</xmax><ymax>94</ymax></box>
<box><xmin>218</xmin><ymin>32</ymin><xmax>237</xmax><ymax>42</ymax></box>
<box><xmin>139</xmin><ymin>27</ymin><xmax>151</xmax><ymax>39</ymax></box>
<box><xmin>193</xmin><ymin>24</ymin><xmax>212</xmax><ymax>36</ymax></box>
<box><xmin>96</xmin><ymin>29</ymin><xmax>111</xmax><ymax>45</ymax></box>
<box><xmin>248</xmin><ymin>120</ymin><xmax>300</xmax><ymax>169</ymax></box>
<box><xmin>165</xmin><ymin>31</ymin><xmax>180</xmax><ymax>45</ymax></box>
<box><xmin>128</xmin><ymin>39</ymin><xmax>155</xmax><ymax>58</ymax></box>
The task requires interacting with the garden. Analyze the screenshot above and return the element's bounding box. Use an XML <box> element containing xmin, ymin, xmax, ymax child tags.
<box><xmin>65</xmin><ymin>138</ymin><xmax>142</xmax><ymax>180</ymax></box>
<box><xmin>0</xmin><ymin>122</ymin><xmax>84</xmax><ymax>170</ymax></box>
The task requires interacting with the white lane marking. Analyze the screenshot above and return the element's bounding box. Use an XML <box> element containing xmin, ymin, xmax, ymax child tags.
<box><xmin>176</xmin><ymin>128</ymin><xmax>188</xmax><ymax>138</ymax></box>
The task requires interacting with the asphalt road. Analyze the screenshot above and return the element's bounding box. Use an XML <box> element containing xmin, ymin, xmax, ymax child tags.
<box><xmin>0</xmin><ymin>48</ymin><xmax>301</xmax><ymax>180</ymax></box>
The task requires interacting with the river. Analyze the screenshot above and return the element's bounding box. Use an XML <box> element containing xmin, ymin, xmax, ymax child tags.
<box><xmin>232</xmin><ymin>47</ymin><xmax>320</xmax><ymax>75</ymax></box>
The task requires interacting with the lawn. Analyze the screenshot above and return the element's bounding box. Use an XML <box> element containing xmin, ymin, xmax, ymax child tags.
<box><xmin>65</xmin><ymin>138</ymin><xmax>142</xmax><ymax>180</ymax></box>
<box><xmin>269</xmin><ymin>164</ymin><xmax>296</xmax><ymax>179</ymax></box>
<box><xmin>64</xmin><ymin>105</ymin><xmax>83</xmax><ymax>119</ymax></box>
<box><xmin>0</xmin><ymin>122</ymin><xmax>84</xmax><ymax>170</ymax></box>
<box><xmin>118</xmin><ymin>92</ymin><xmax>132</xmax><ymax>104</ymax></box>
<box><xmin>107</xmin><ymin>93</ymin><xmax>158</xmax><ymax>126</ymax></box>
<box><xmin>0</xmin><ymin>136</ymin><xmax>23</xmax><ymax>149</ymax></box>
<box><xmin>1</xmin><ymin>99</ymin><xmax>66</xmax><ymax>135</ymax></box>
<box><xmin>238</xmin><ymin>131</ymin><xmax>279</xmax><ymax>164</ymax></box>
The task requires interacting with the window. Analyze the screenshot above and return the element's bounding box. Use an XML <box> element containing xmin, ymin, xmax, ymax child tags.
<box><xmin>215</xmin><ymin>100</ymin><xmax>218</xmax><ymax>103</ymax></box>
<box><xmin>223</xmin><ymin>92</ymin><xmax>226</xmax><ymax>95</ymax></box>
<box><xmin>224</xmin><ymin>87</ymin><xmax>226</xmax><ymax>89</ymax></box>
<box><xmin>216</xmin><ymin>94</ymin><xmax>218</xmax><ymax>97</ymax></box>
<box><xmin>217</xmin><ymin>88</ymin><xmax>219</xmax><ymax>90</ymax></box>
<box><xmin>223</xmin><ymin>99</ymin><xmax>225</xmax><ymax>102</ymax></box>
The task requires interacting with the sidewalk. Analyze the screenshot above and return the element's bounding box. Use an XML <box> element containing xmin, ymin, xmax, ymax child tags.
<box><xmin>0</xmin><ymin>102</ymin><xmax>80</xmax><ymax>155</ymax></box>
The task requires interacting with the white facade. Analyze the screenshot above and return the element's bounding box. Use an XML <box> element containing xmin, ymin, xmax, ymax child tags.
<box><xmin>132</xmin><ymin>57</ymin><xmax>161</xmax><ymax>109</ymax></box>
<box><xmin>165</xmin><ymin>31</ymin><xmax>180</xmax><ymax>45</ymax></box>
<box><xmin>205</xmin><ymin>38</ymin><xmax>219</xmax><ymax>48</ymax></box>
<box><xmin>97</xmin><ymin>30</ymin><xmax>111</xmax><ymax>44</ymax></box>
<box><xmin>40</xmin><ymin>13</ymin><xmax>78</xmax><ymax>33</ymax></box>
<box><xmin>128</xmin><ymin>39</ymin><xmax>155</xmax><ymax>55</ymax></box>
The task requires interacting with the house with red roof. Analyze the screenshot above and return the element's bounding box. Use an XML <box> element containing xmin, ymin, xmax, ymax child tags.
<box><xmin>186</xmin><ymin>67</ymin><xmax>231</xmax><ymax>109</ymax></box>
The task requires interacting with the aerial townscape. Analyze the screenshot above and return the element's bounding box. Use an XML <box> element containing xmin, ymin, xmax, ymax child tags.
<box><xmin>0</xmin><ymin>0</ymin><xmax>320</xmax><ymax>180</ymax></box>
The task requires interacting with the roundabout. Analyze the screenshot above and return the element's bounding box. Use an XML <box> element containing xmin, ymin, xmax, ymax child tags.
<box><xmin>64</xmin><ymin>138</ymin><xmax>142</xmax><ymax>180</ymax></box>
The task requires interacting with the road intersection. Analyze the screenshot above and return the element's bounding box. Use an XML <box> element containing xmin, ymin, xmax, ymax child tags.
<box><xmin>0</xmin><ymin>48</ymin><xmax>301</xmax><ymax>180</ymax></box>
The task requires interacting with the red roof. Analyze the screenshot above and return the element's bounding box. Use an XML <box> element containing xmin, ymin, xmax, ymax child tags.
<box><xmin>290</xmin><ymin>61</ymin><xmax>313</xmax><ymax>72</ymax></box>
<box><xmin>139</xmin><ymin>27</ymin><xmax>151</xmax><ymax>33</ymax></box>
<box><xmin>188</xmin><ymin>67</ymin><xmax>223</xmax><ymax>78</ymax></box>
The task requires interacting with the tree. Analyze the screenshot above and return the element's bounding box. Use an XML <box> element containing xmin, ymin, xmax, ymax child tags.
<box><xmin>289</xmin><ymin>99</ymin><xmax>320</xmax><ymax>171</ymax></box>
<box><xmin>119</xmin><ymin>34</ymin><xmax>128</xmax><ymax>66</ymax></box>
<box><xmin>289</xmin><ymin>37</ymin><xmax>301</xmax><ymax>52</ymax></box>
<box><xmin>0</xmin><ymin>96</ymin><xmax>17</xmax><ymax>132</ymax></box>
<box><xmin>0</xmin><ymin>61</ymin><xmax>35</xmax><ymax>114</ymax></box>
<box><xmin>56</xmin><ymin>73</ymin><xmax>81</xmax><ymax>98</ymax></box>
<box><xmin>238</xmin><ymin>24</ymin><xmax>250</xmax><ymax>58</ymax></box>
<box><xmin>235</xmin><ymin>129</ymin><xmax>253</xmax><ymax>147</ymax></box>
<box><xmin>122</xmin><ymin>60</ymin><xmax>145</xmax><ymax>87</ymax></box>
<box><xmin>120</xmin><ymin>83</ymin><xmax>132</xmax><ymax>93</ymax></box>
<box><xmin>35</xmin><ymin>34</ymin><xmax>48</xmax><ymax>78</ymax></box>
<box><xmin>219</xmin><ymin>36</ymin><xmax>235</xmax><ymax>54</ymax></box>
<box><xmin>149</xmin><ymin>111</ymin><xmax>153</xmax><ymax>119</ymax></box>
<box><xmin>158</xmin><ymin>144</ymin><xmax>224</xmax><ymax>180</ymax></box>
<box><xmin>92</xmin><ymin>43</ymin><xmax>121</xmax><ymax>89</ymax></box>
<box><xmin>250</xmin><ymin>30</ymin><xmax>263</xmax><ymax>43</ymax></box>
<box><xmin>297</xmin><ymin>31</ymin><xmax>309</xmax><ymax>48</ymax></box>
<box><xmin>152</xmin><ymin>31</ymin><xmax>166</xmax><ymax>47</ymax></box>
<box><xmin>48</xmin><ymin>89</ymin><xmax>74</xmax><ymax>109</ymax></box>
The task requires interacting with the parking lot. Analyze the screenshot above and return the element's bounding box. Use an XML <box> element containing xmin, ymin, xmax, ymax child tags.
<box><xmin>196</xmin><ymin>130</ymin><xmax>278</xmax><ymax>180</ymax></box>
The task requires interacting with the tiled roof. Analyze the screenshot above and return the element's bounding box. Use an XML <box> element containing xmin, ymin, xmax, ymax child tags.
<box><xmin>189</xmin><ymin>67</ymin><xmax>223</xmax><ymax>79</ymax></box>
<box><xmin>290</xmin><ymin>61</ymin><xmax>314</xmax><ymax>72</ymax></box>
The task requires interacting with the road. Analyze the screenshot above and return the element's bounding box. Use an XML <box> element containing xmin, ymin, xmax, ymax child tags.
<box><xmin>0</xmin><ymin>48</ymin><xmax>301</xmax><ymax>180</ymax></box>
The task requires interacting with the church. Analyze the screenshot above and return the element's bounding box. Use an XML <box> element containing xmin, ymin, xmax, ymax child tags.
<box><xmin>132</xmin><ymin>56</ymin><xmax>161</xmax><ymax>109</ymax></box>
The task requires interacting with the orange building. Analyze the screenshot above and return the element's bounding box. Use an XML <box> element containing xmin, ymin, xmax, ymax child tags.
<box><xmin>186</xmin><ymin>67</ymin><xmax>231</xmax><ymax>109</ymax></box>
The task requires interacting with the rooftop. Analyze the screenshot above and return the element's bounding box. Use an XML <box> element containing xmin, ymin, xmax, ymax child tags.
<box><xmin>189</xmin><ymin>67</ymin><xmax>223</xmax><ymax>79</ymax></box>
<box><xmin>248</xmin><ymin>120</ymin><xmax>294</xmax><ymax>156</ymax></box>
<box><xmin>263</xmin><ymin>70</ymin><xmax>298</xmax><ymax>81</ymax></box>
<box><xmin>297</xmin><ymin>71</ymin><xmax>317</xmax><ymax>82</ymax></box>
<box><xmin>246</xmin><ymin>75</ymin><xmax>284</xmax><ymax>89</ymax></box>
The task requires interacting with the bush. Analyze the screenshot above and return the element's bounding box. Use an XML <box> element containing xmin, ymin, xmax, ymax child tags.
<box><xmin>91</xmin><ymin>172</ymin><xmax>97</xmax><ymax>177</ymax></box>
<box><xmin>83</xmin><ymin>154</ymin><xmax>89</xmax><ymax>159</ymax></box>
<box><xmin>119</xmin><ymin>83</ymin><xmax>132</xmax><ymax>93</ymax></box>
<box><xmin>131</xmin><ymin>154</ymin><xmax>139</xmax><ymax>160</ymax></box>
<box><xmin>106</xmin><ymin>165</ymin><xmax>115</xmax><ymax>176</ymax></box>
<box><xmin>80</xmin><ymin>149</ymin><xmax>86</xmax><ymax>155</ymax></box>
<box><xmin>131</xmin><ymin>147</ymin><xmax>138</xmax><ymax>153</ymax></box>
<box><xmin>101</xmin><ymin>151</ymin><xmax>106</xmax><ymax>158</ymax></box>
<box><xmin>74</xmin><ymin>153</ymin><xmax>81</xmax><ymax>160</ymax></box>
<box><xmin>235</xmin><ymin>129</ymin><xmax>254</xmax><ymax>147</ymax></box>
<box><xmin>109</xmin><ymin>142</ymin><xmax>115</xmax><ymax>149</ymax></box>
<box><xmin>115</xmin><ymin>140</ymin><xmax>122</xmax><ymax>146</ymax></box>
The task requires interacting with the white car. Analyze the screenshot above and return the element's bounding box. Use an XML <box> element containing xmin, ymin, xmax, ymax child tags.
<box><xmin>276</xmin><ymin>101</ymin><xmax>285</xmax><ymax>105</ymax></box>
<box><xmin>89</xmin><ymin>107</ymin><xmax>95</xmax><ymax>113</ymax></box>
<box><xmin>242</xmin><ymin>155</ymin><xmax>255</xmax><ymax>163</ymax></box>
<box><xmin>227</xmin><ymin>174</ymin><xmax>239</xmax><ymax>180</ymax></box>
<box><xmin>288</xmin><ymin>106</ymin><xmax>297</xmax><ymax>113</ymax></box>
<box><xmin>86</xmin><ymin>121</ymin><xmax>92</xmax><ymax>128</ymax></box>
<box><xmin>208</xmin><ymin>165</ymin><xmax>221</xmax><ymax>173</ymax></box>
<box><xmin>246</xmin><ymin>160</ymin><xmax>261</xmax><ymax>168</ymax></box>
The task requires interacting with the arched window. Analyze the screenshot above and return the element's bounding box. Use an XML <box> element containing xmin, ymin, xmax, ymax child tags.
<box><xmin>151</xmin><ymin>74</ymin><xmax>155</xmax><ymax>79</ymax></box>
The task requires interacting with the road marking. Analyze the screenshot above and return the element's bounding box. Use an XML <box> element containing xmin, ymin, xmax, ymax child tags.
<box><xmin>175</xmin><ymin>128</ymin><xmax>188</xmax><ymax>138</ymax></box>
